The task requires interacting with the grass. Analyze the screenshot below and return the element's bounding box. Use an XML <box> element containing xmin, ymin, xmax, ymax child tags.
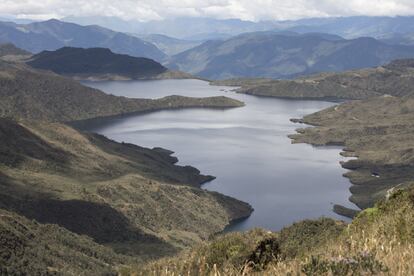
<box><xmin>212</xmin><ymin>60</ymin><xmax>414</xmax><ymax>101</ymax></box>
<box><xmin>0</xmin><ymin>118</ymin><xmax>252</xmax><ymax>261</ymax></box>
<box><xmin>130</xmin><ymin>186</ymin><xmax>414</xmax><ymax>275</ymax></box>
<box><xmin>0</xmin><ymin>60</ymin><xmax>244</xmax><ymax>122</ymax></box>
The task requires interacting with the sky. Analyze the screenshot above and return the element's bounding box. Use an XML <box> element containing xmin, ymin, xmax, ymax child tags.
<box><xmin>1</xmin><ymin>0</ymin><xmax>414</xmax><ymax>22</ymax></box>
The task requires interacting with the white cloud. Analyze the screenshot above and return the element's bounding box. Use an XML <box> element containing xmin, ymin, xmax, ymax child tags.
<box><xmin>1</xmin><ymin>0</ymin><xmax>414</xmax><ymax>21</ymax></box>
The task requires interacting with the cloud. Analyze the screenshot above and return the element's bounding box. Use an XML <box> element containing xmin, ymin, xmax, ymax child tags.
<box><xmin>2</xmin><ymin>0</ymin><xmax>414</xmax><ymax>21</ymax></box>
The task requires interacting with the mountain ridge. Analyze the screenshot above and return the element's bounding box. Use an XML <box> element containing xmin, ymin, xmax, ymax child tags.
<box><xmin>0</xmin><ymin>19</ymin><xmax>166</xmax><ymax>61</ymax></box>
<box><xmin>168</xmin><ymin>32</ymin><xmax>414</xmax><ymax>80</ymax></box>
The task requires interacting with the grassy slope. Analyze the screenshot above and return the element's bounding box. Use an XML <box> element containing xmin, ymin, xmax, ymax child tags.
<box><xmin>212</xmin><ymin>59</ymin><xmax>414</xmax><ymax>100</ymax></box>
<box><xmin>289</xmin><ymin>94</ymin><xmax>414</xmax><ymax>210</ymax></box>
<box><xmin>0</xmin><ymin>60</ymin><xmax>244</xmax><ymax>122</ymax></box>
<box><xmin>0</xmin><ymin>208</ymin><xmax>131</xmax><ymax>275</ymax></box>
<box><xmin>0</xmin><ymin>118</ymin><xmax>252</xmax><ymax>264</ymax></box>
<box><xmin>134</xmin><ymin>187</ymin><xmax>414</xmax><ymax>275</ymax></box>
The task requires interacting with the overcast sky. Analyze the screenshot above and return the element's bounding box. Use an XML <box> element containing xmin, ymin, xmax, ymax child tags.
<box><xmin>1</xmin><ymin>0</ymin><xmax>414</xmax><ymax>21</ymax></box>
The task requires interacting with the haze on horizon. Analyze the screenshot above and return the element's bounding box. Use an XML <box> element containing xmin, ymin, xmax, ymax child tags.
<box><xmin>1</xmin><ymin>0</ymin><xmax>414</xmax><ymax>22</ymax></box>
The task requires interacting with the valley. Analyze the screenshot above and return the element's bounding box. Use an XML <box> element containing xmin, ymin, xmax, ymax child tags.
<box><xmin>1</xmin><ymin>8</ymin><xmax>414</xmax><ymax>275</ymax></box>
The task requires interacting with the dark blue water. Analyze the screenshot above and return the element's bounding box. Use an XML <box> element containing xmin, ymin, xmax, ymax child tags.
<box><xmin>83</xmin><ymin>79</ymin><xmax>356</xmax><ymax>231</ymax></box>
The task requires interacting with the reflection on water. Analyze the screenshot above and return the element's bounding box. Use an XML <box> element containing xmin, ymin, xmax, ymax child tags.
<box><xmin>82</xmin><ymin>79</ymin><xmax>357</xmax><ymax>231</ymax></box>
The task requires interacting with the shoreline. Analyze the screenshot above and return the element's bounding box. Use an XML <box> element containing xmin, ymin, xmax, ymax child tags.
<box><xmin>289</xmin><ymin>117</ymin><xmax>361</xmax><ymax>219</ymax></box>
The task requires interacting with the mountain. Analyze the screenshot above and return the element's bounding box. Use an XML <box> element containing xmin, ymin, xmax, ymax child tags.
<box><xmin>64</xmin><ymin>16</ymin><xmax>277</xmax><ymax>39</ymax></box>
<box><xmin>137</xmin><ymin>34</ymin><xmax>203</xmax><ymax>56</ymax></box>
<box><xmin>168</xmin><ymin>32</ymin><xmax>414</xmax><ymax>80</ymax></box>
<box><xmin>63</xmin><ymin>15</ymin><xmax>414</xmax><ymax>41</ymax></box>
<box><xmin>27</xmin><ymin>47</ymin><xmax>168</xmax><ymax>80</ymax></box>
<box><xmin>0</xmin><ymin>19</ymin><xmax>166</xmax><ymax>61</ymax></box>
<box><xmin>213</xmin><ymin>59</ymin><xmax>414</xmax><ymax>100</ymax></box>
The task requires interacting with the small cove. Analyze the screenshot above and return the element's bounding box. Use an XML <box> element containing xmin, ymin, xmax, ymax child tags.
<box><xmin>82</xmin><ymin>79</ymin><xmax>357</xmax><ymax>231</ymax></box>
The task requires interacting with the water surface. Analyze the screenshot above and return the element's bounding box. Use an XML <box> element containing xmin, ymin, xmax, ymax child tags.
<box><xmin>83</xmin><ymin>79</ymin><xmax>356</xmax><ymax>231</ymax></box>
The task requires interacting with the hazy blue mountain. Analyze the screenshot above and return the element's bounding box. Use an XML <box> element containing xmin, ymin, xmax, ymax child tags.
<box><xmin>64</xmin><ymin>16</ymin><xmax>277</xmax><ymax>39</ymax></box>
<box><xmin>283</xmin><ymin>16</ymin><xmax>414</xmax><ymax>39</ymax></box>
<box><xmin>137</xmin><ymin>34</ymin><xmax>203</xmax><ymax>56</ymax></box>
<box><xmin>167</xmin><ymin>32</ymin><xmax>414</xmax><ymax>80</ymax></box>
<box><xmin>63</xmin><ymin>15</ymin><xmax>414</xmax><ymax>41</ymax></box>
<box><xmin>0</xmin><ymin>19</ymin><xmax>166</xmax><ymax>61</ymax></box>
<box><xmin>63</xmin><ymin>15</ymin><xmax>137</xmax><ymax>33</ymax></box>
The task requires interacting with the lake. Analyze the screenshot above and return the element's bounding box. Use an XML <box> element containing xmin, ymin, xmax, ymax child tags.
<box><xmin>82</xmin><ymin>79</ymin><xmax>356</xmax><ymax>231</ymax></box>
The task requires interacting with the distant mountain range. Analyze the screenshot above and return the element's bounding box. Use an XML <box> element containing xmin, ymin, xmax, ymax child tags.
<box><xmin>283</xmin><ymin>16</ymin><xmax>414</xmax><ymax>40</ymax></box>
<box><xmin>0</xmin><ymin>19</ymin><xmax>166</xmax><ymax>61</ymax></box>
<box><xmin>27</xmin><ymin>47</ymin><xmax>168</xmax><ymax>80</ymax></box>
<box><xmin>64</xmin><ymin>16</ymin><xmax>276</xmax><ymax>39</ymax></box>
<box><xmin>167</xmin><ymin>32</ymin><xmax>414</xmax><ymax>79</ymax></box>
<box><xmin>63</xmin><ymin>15</ymin><xmax>414</xmax><ymax>42</ymax></box>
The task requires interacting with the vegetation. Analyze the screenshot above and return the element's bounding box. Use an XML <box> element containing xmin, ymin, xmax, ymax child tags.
<box><xmin>289</xmin><ymin>90</ymin><xmax>414</xmax><ymax>211</ymax></box>
<box><xmin>0</xmin><ymin>118</ymin><xmax>253</xmax><ymax>263</ymax></box>
<box><xmin>0</xmin><ymin>43</ymin><xmax>31</xmax><ymax>57</ymax></box>
<box><xmin>213</xmin><ymin>59</ymin><xmax>414</xmax><ymax>100</ymax></box>
<box><xmin>0</xmin><ymin>60</ymin><xmax>244</xmax><ymax>122</ymax></box>
<box><xmin>131</xmin><ymin>186</ymin><xmax>414</xmax><ymax>275</ymax></box>
<box><xmin>0</xmin><ymin>208</ymin><xmax>130</xmax><ymax>275</ymax></box>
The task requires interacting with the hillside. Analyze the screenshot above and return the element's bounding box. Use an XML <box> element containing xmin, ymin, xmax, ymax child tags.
<box><xmin>0</xmin><ymin>43</ymin><xmax>30</xmax><ymax>57</ymax></box>
<box><xmin>0</xmin><ymin>208</ymin><xmax>131</xmax><ymax>275</ymax></box>
<box><xmin>0</xmin><ymin>118</ymin><xmax>253</xmax><ymax>261</ymax></box>
<box><xmin>131</xmin><ymin>187</ymin><xmax>414</xmax><ymax>275</ymax></box>
<box><xmin>168</xmin><ymin>32</ymin><xmax>414</xmax><ymax>80</ymax></box>
<box><xmin>289</xmin><ymin>91</ymin><xmax>414</xmax><ymax>213</ymax></box>
<box><xmin>27</xmin><ymin>47</ymin><xmax>168</xmax><ymax>80</ymax></box>
<box><xmin>213</xmin><ymin>59</ymin><xmax>414</xmax><ymax>100</ymax></box>
<box><xmin>0</xmin><ymin>19</ymin><xmax>166</xmax><ymax>61</ymax></box>
<box><xmin>0</xmin><ymin>60</ymin><xmax>244</xmax><ymax>122</ymax></box>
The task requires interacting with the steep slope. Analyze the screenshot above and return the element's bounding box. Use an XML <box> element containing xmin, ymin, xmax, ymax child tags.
<box><xmin>0</xmin><ymin>208</ymin><xmax>130</xmax><ymax>275</ymax></box>
<box><xmin>0</xmin><ymin>118</ymin><xmax>253</xmax><ymax>258</ymax></box>
<box><xmin>213</xmin><ymin>59</ymin><xmax>414</xmax><ymax>100</ymax></box>
<box><xmin>27</xmin><ymin>47</ymin><xmax>168</xmax><ymax>79</ymax></box>
<box><xmin>168</xmin><ymin>32</ymin><xmax>414</xmax><ymax>79</ymax></box>
<box><xmin>0</xmin><ymin>60</ymin><xmax>244</xmax><ymax>122</ymax></box>
<box><xmin>0</xmin><ymin>19</ymin><xmax>166</xmax><ymax>61</ymax></box>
